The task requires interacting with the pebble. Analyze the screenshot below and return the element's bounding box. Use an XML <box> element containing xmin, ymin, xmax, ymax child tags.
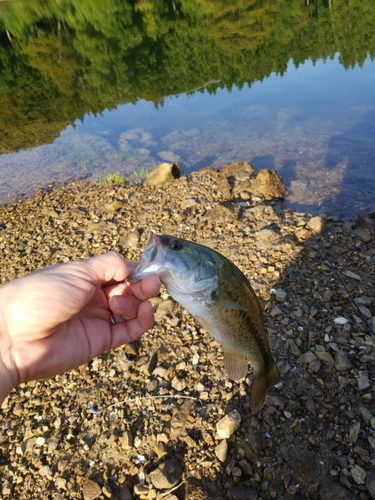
<box><xmin>293</xmin><ymin>449</ymin><xmax>316</xmax><ymax>485</ymax></box>
<box><xmin>307</xmin><ymin>215</ymin><xmax>325</xmax><ymax>233</ymax></box>
<box><xmin>334</xmin><ymin>352</ymin><xmax>352</xmax><ymax>371</ymax></box>
<box><xmin>216</xmin><ymin>410</ymin><xmax>241</xmax><ymax>439</ymax></box>
<box><xmin>82</xmin><ymin>479</ymin><xmax>102</xmax><ymax>500</ymax></box>
<box><xmin>215</xmin><ymin>440</ymin><xmax>228</xmax><ymax>462</ymax></box>
<box><xmin>366</xmin><ymin>468</ymin><xmax>375</xmax><ymax>498</ymax></box>
<box><xmin>149</xmin><ymin>458</ymin><xmax>183</xmax><ymax>490</ymax></box>
<box><xmin>357</xmin><ymin>370</ymin><xmax>370</xmax><ymax>390</ymax></box>
<box><xmin>319</xmin><ymin>477</ymin><xmax>352</xmax><ymax>500</ymax></box>
<box><xmin>351</xmin><ymin>464</ymin><xmax>367</xmax><ymax>484</ymax></box>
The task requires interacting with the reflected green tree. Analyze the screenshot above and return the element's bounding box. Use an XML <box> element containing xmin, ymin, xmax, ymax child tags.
<box><xmin>0</xmin><ymin>0</ymin><xmax>374</xmax><ymax>153</ymax></box>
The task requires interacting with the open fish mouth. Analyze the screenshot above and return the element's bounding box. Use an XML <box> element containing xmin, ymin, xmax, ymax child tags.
<box><xmin>127</xmin><ymin>232</ymin><xmax>164</xmax><ymax>282</ymax></box>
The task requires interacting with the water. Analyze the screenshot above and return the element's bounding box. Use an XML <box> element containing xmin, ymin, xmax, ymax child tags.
<box><xmin>0</xmin><ymin>0</ymin><xmax>374</xmax><ymax>217</ymax></box>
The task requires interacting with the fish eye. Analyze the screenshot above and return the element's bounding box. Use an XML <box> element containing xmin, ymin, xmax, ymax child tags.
<box><xmin>169</xmin><ymin>239</ymin><xmax>183</xmax><ymax>251</ymax></box>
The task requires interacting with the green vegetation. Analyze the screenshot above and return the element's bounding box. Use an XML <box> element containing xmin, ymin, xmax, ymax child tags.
<box><xmin>94</xmin><ymin>172</ymin><xmax>126</xmax><ymax>185</ymax></box>
<box><xmin>0</xmin><ymin>0</ymin><xmax>374</xmax><ymax>154</ymax></box>
<box><xmin>93</xmin><ymin>167</ymin><xmax>151</xmax><ymax>186</ymax></box>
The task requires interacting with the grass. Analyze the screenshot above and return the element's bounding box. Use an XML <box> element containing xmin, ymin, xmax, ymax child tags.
<box><xmin>93</xmin><ymin>168</ymin><xmax>151</xmax><ymax>186</ymax></box>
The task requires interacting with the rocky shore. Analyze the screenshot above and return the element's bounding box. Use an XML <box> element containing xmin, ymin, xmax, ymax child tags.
<box><xmin>0</xmin><ymin>162</ymin><xmax>374</xmax><ymax>500</ymax></box>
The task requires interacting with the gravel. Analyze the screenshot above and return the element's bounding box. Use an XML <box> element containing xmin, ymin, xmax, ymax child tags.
<box><xmin>0</xmin><ymin>164</ymin><xmax>374</xmax><ymax>499</ymax></box>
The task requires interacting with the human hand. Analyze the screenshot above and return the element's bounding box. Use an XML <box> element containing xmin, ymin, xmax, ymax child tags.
<box><xmin>0</xmin><ymin>252</ymin><xmax>160</xmax><ymax>403</ymax></box>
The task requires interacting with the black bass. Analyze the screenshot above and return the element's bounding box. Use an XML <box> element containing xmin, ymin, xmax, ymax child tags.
<box><xmin>128</xmin><ymin>232</ymin><xmax>280</xmax><ymax>412</ymax></box>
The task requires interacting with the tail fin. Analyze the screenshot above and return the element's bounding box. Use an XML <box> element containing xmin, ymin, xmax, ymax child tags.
<box><xmin>250</xmin><ymin>361</ymin><xmax>280</xmax><ymax>413</ymax></box>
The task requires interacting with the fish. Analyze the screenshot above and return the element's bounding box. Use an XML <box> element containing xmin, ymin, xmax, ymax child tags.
<box><xmin>128</xmin><ymin>231</ymin><xmax>280</xmax><ymax>412</ymax></box>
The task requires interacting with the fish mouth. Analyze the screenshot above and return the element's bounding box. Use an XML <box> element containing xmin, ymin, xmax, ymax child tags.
<box><xmin>127</xmin><ymin>231</ymin><xmax>164</xmax><ymax>283</ymax></box>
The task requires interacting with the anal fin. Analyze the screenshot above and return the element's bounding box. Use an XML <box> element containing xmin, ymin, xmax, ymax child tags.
<box><xmin>223</xmin><ymin>348</ymin><xmax>248</xmax><ymax>380</ymax></box>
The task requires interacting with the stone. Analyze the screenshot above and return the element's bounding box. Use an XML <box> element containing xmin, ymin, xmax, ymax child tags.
<box><xmin>157</xmin><ymin>151</ymin><xmax>181</xmax><ymax>163</ymax></box>
<box><xmin>319</xmin><ymin>477</ymin><xmax>351</xmax><ymax>500</ymax></box>
<box><xmin>357</xmin><ymin>228</ymin><xmax>372</xmax><ymax>243</ymax></box>
<box><xmin>221</xmin><ymin>161</ymin><xmax>255</xmax><ymax>181</ymax></box>
<box><xmin>275</xmin><ymin>288</ymin><xmax>287</xmax><ymax>302</ymax></box>
<box><xmin>143</xmin><ymin>162</ymin><xmax>181</xmax><ymax>186</ymax></box>
<box><xmin>351</xmin><ymin>465</ymin><xmax>366</xmax><ymax>484</ymax></box>
<box><xmin>149</xmin><ymin>458</ymin><xmax>184</xmax><ymax>490</ymax></box>
<box><xmin>102</xmin><ymin>484</ymin><xmax>112</xmax><ymax>497</ymax></box>
<box><xmin>359</xmin><ymin>407</ymin><xmax>374</xmax><ymax>426</ymax></box>
<box><xmin>293</xmin><ymin>449</ymin><xmax>317</xmax><ymax>486</ymax></box>
<box><xmin>358</xmin><ymin>370</ymin><xmax>370</xmax><ymax>390</ymax></box>
<box><xmin>142</xmin><ymin>350</ymin><xmax>158</xmax><ymax>376</ymax></box>
<box><xmin>307</xmin><ymin>216</ymin><xmax>325</xmax><ymax>234</ymax></box>
<box><xmin>216</xmin><ymin>410</ymin><xmax>241</xmax><ymax>439</ymax></box>
<box><xmin>365</xmin><ymin>468</ymin><xmax>375</xmax><ymax>498</ymax></box>
<box><xmin>344</xmin><ymin>270</ymin><xmax>362</xmax><ymax>281</ymax></box>
<box><xmin>251</xmin><ymin>169</ymin><xmax>287</xmax><ymax>199</ymax></box>
<box><xmin>215</xmin><ymin>440</ymin><xmax>228</xmax><ymax>462</ymax></box>
<box><xmin>347</xmin><ymin>421</ymin><xmax>360</xmax><ymax>443</ymax></box>
<box><xmin>82</xmin><ymin>479</ymin><xmax>102</xmax><ymax>500</ymax></box>
<box><xmin>228</xmin><ymin>484</ymin><xmax>258</xmax><ymax>500</ymax></box>
<box><xmin>120</xmin><ymin>230</ymin><xmax>140</xmax><ymax>248</ymax></box>
<box><xmin>334</xmin><ymin>352</ymin><xmax>352</xmax><ymax>371</ymax></box>
<box><xmin>105</xmin><ymin>200</ymin><xmax>124</xmax><ymax>211</ymax></box>
<box><xmin>171</xmin><ymin>376</ymin><xmax>187</xmax><ymax>391</ymax></box>
<box><xmin>118</xmin><ymin>484</ymin><xmax>133</xmax><ymax>500</ymax></box>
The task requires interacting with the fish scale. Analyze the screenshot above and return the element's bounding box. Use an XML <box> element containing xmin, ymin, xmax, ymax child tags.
<box><xmin>128</xmin><ymin>231</ymin><xmax>280</xmax><ymax>412</ymax></box>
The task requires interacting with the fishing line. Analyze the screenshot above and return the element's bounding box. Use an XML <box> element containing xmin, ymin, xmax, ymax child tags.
<box><xmin>312</xmin><ymin>230</ymin><xmax>375</xmax><ymax>338</ymax></box>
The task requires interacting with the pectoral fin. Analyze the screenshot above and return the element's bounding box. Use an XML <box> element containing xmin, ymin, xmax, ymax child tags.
<box><xmin>223</xmin><ymin>348</ymin><xmax>248</xmax><ymax>380</ymax></box>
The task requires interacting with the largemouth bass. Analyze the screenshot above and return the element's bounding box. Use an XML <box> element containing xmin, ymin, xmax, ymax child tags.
<box><xmin>128</xmin><ymin>232</ymin><xmax>280</xmax><ymax>412</ymax></box>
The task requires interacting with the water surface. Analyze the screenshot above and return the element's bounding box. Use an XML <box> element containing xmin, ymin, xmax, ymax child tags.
<box><xmin>0</xmin><ymin>0</ymin><xmax>374</xmax><ymax>217</ymax></box>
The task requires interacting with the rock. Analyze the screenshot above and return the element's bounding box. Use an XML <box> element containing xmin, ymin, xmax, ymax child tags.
<box><xmin>155</xmin><ymin>300</ymin><xmax>175</xmax><ymax>322</ymax></box>
<box><xmin>293</xmin><ymin>449</ymin><xmax>317</xmax><ymax>486</ymax></box>
<box><xmin>297</xmin><ymin>351</ymin><xmax>318</xmax><ymax>364</ymax></box>
<box><xmin>221</xmin><ymin>161</ymin><xmax>255</xmax><ymax>181</ymax></box>
<box><xmin>344</xmin><ymin>270</ymin><xmax>362</xmax><ymax>281</ymax></box>
<box><xmin>143</xmin><ymin>162</ymin><xmax>181</xmax><ymax>186</ymax></box>
<box><xmin>334</xmin><ymin>352</ymin><xmax>352</xmax><ymax>371</ymax></box>
<box><xmin>102</xmin><ymin>484</ymin><xmax>112</xmax><ymax>497</ymax></box>
<box><xmin>351</xmin><ymin>465</ymin><xmax>366</xmax><ymax>485</ymax></box>
<box><xmin>149</xmin><ymin>458</ymin><xmax>184</xmax><ymax>490</ymax></box>
<box><xmin>347</xmin><ymin>421</ymin><xmax>360</xmax><ymax>443</ymax></box>
<box><xmin>120</xmin><ymin>230</ymin><xmax>140</xmax><ymax>248</ymax></box>
<box><xmin>118</xmin><ymin>484</ymin><xmax>133</xmax><ymax>500</ymax></box>
<box><xmin>142</xmin><ymin>350</ymin><xmax>158</xmax><ymax>376</ymax></box>
<box><xmin>157</xmin><ymin>151</ymin><xmax>181</xmax><ymax>163</ymax></box>
<box><xmin>251</xmin><ymin>169</ymin><xmax>287</xmax><ymax>199</ymax></box>
<box><xmin>215</xmin><ymin>440</ymin><xmax>228</xmax><ymax>462</ymax></box>
<box><xmin>358</xmin><ymin>370</ymin><xmax>370</xmax><ymax>390</ymax></box>
<box><xmin>202</xmin><ymin>204</ymin><xmax>238</xmax><ymax>223</ymax></box>
<box><xmin>319</xmin><ymin>477</ymin><xmax>352</xmax><ymax>500</ymax></box>
<box><xmin>105</xmin><ymin>200</ymin><xmax>124</xmax><ymax>211</ymax></box>
<box><xmin>82</xmin><ymin>479</ymin><xmax>102</xmax><ymax>500</ymax></box>
<box><xmin>228</xmin><ymin>484</ymin><xmax>258</xmax><ymax>500</ymax></box>
<box><xmin>171</xmin><ymin>376</ymin><xmax>187</xmax><ymax>391</ymax></box>
<box><xmin>365</xmin><ymin>468</ymin><xmax>375</xmax><ymax>498</ymax></box>
<box><xmin>275</xmin><ymin>288</ymin><xmax>287</xmax><ymax>302</ymax></box>
<box><xmin>359</xmin><ymin>407</ymin><xmax>374</xmax><ymax>426</ymax></box>
<box><xmin>307</xmin><ymin>216</ymin><xmax>325</xmax><ymax>233</ymax></box>
<box><xmin>357</xmin><ymin>228</ymin><xmax>372</xmax><ymax>242</ymax></box>
<box><xmin>216</xmin><ymin>410</ymin><xmax>241</xmax><ymax>439</ymax></box>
